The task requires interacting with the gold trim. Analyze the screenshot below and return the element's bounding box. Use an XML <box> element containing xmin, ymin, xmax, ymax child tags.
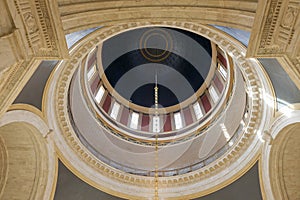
<box><xmin>8</xmin><ymin>104</ymin><xmax>47</xmax><ymax>123</ymax></box>
<box><xmin>0</xmin><ymin>135</ymin><xmax>8</xmax><ymax>199</ymax></box>
<box><xmin>258</xmin><ymin>156</ymin><xmax>268</xmax><ymax>200</ymax></box>
<box><xmin>97</xmin><ymin>41</ymin><xmax>218</xmax><ymax>115</ymax></box>
<box><xmin>1</xmin><ymin>106</ymin><xmax>58</xmax><ymax>200</ymax></box>
<box><xmin>59</xmin><ymin>2</ymin><xmax>256</xmax><ymax>34</ymax></box>
<box><xmin>50</xmin><ymin>22</ymin><xmax>272</xmax><ymax>199</ymax></box>
<box><xmin>55</xmin><ymin>145</ymin><xmax>143</xmax><ymax>200</ymax></box>
<box><xmin>49</xmin><ymin>153</ymin><xmax>59</xmax><ymax>200</ymax></box>
<box><xmin>168</xmin><ymin>153</ymin><xmax>261</xmax><ymax>200</ymax></box>
<box><xmin>0</xmin><ymin>121</ymin><xmax>55</xmax><ymax>200</ymax></box>
<box><xmin>269</xmin><ymin>124</ymin><xmax>298</xmax><ymax>199</ymax></box>
<box><xmin>54</xmin><ymin>123</ymin><xmax>261</xmax><ymax>200</ymax></box>
<box><xmin>260</xmin><ymin>111</ymin><xmax>300</xmax><ymax>200</ymax></box>
<box><xmin>42</xmin><ymin>60</ymin><xmax>63</xmax><ymax>123</ymax></box>
<box><xmin>140</xmin><ymin>28</ymin><xmax>173</xmax><ymax>62</ymax></box>
<box><xmin>79</xmin><ymin>53</ymin><xmax>234</xmax><ymax>144</ymax></box>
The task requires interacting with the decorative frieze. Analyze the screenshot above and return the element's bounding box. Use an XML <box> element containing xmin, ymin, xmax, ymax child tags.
<box><xmin>0</xmin><ymin>0</ymin><xmax>69</xmax><ymax>118</ymax></box>
<box><xmin>247</xmin><ymin>0</ymin><xmax>300</xmax><ymax>89</ymax></box>
<box><xmin>14</xmin><ymin>0</ymin><xmax>42</xmax><ymax>54</ymax></box>
<box><xmin>13</xmin><ymin>0</ymin><xmax>68</xmax><ymax>58</ymax></box>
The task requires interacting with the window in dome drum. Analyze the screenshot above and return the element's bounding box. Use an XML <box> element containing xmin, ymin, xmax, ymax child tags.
<box><xmin>102</xmin><ymin>94</ymin><xmax>111</xmax><ymax>113</ymax></box>
<box><xmin>183</xmin><ymin>107</ymin><xmax>193</xmax><ymax>126</ymax></box>
<box><xmin>120</xmin><ymin>107</ymin><xmax>130</xmax><ymax>126</ymax></box>
<box><xmin>174</xmin><ymin>112</ymin><xmax>183</xmax><ymax>130</ymax></box>
<box><xmin>214</xmin><ymin>75</ymin><xmax>224</xmax><ymax>93</ymax></box>
<box><xmin>217</xmin><ymin>51</ymin><xmax>227</xmax><ymax>69</ymax></box>
<box><xmin>163</xmin><ymin>114</ymin><xmax>172</xmax><ymax>132</ymax></box>
<box><xmin>152</xmin><ymin>116</ymin><xmax>160</xmax><ymax>133</ymax></box>
<box><xmin>95</xmin><ymin>86</ymin><xmax>105</xmax><ymax>104</ymax></box>
<box><xmin>90</xmin><ymin>75</ymin><xmax>100</xmax><ymax>94</ymax></box>
<box><xmin>193</xmin><ymin>102</ymin><xmax>203</xmax><ymax>120</ymax></box>
<box><xmin>201</xmin><ymin>94</ymin><xmax>211</xmax><ymax>113</ymax></box>
<box><xmin>110</xmin><ymin>102</ymin><xmax>120</xmax><ymax>120</ymax></box>
<box><xmin>218</xmin><ymin>63</ymin><xmax>227</xmax><ymax>80</ymax></box>
<box><xmin>130</xmin><ymin>112</ymin><xmax>139</xmax><ymax>129</ymax></box>
<box><xmin>141</xmin><ymin>114</ymin><xmax>150</xmax><ymax>132</ymax></box>
<box><xmin>87</xmin><ymin>50</ymin><xmax>97</xmax><ymax>70</ymax></box>
<box><xmin>87</xmin><ymin>64</ymin><xmax>96</xmax><ymax>80</ymax></box>
<box><xmin>209</xmin><ymin>85</ymin><xmax>219</xmax><ymax>104</ymax></box>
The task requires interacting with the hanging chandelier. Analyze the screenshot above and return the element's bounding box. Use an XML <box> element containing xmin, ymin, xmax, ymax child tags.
<box><xmin>154</xmin><ymin>73</ymin><xmax>159</xmax><ymax>200</ymax></box>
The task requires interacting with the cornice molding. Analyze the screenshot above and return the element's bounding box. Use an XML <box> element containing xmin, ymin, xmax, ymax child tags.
<box><xmin>247</xmin><ymin>0</ymin><xmax>300</xmax><ymax>89</ymax></box>
<box><xmin>9</xmin><ymin>0</ymin><xmax>68</xmax><ymax>59</ymax></box>
<box><xmin>0</xmin><ymin>0</ymin><xmax>69</xmax><ymax>118</ymax></box>
<box><xmin>58</xmin><ymin>0</ymin><xmax>257</xmax><ymax>34</ymax></box>
<box><xmin>46</xmin><ymin>22</ymin><xmax>275</xmax><ymax>199</ymax></box>
<box><xmin>260</xmin><ymin>109</ymin><xmax>300</xmax><ymax>200</ymax></box>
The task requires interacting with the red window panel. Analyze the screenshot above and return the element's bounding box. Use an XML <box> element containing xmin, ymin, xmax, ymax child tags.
<box><xmin>163</xmin><ymin>114</ymin><xmax>172</xmax><ymax>132</ymax></box>
<box><xmin>183</xmin><ymin>108</ymin><xmax>193</xmax><ymax>126</ymax></box>
<box><xmin>217</xmin><ymin>52</ymin><xmax>227</xmax><ymax>69</ymax></box>
<box><xmin>90</xmin><ymin>76</ymin><xmax>100</xmax><ymax>94</ymax></box>
<box><xmin>120</xmin><ymin>107</ymin><xmax>130</xmax><ymax>126</ymax></box>
<box><xmin>201</xmin><ymin>94</ymin><xmax>211</xmax><ymax>113</ymax></box>
<box><xmin>214</xmin><ymin>75</ymin><xmax>224</xmax><ymax>93</ymax></box>
<box><xmin>102</xmin><ymin>95</ymin><xmax>111</xmax><ymax>113</ymax></box>
<box><xmin>87</xmin><ymin>53</ymin><xmax>97</xmax><ymax>70</ymax></box>
<box><xmin>141</xmin><ymin>114</ymin><xmax>150</xmax><ymax>132</ymax></box>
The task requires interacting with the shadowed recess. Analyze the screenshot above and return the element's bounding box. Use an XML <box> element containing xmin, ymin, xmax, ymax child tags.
<box><xmin>102</xmin><ymin>27</ymin><xmax>212</xmax><ymax>108</ymax></box>
<box><xmin>130</xmin><ymin>83</ymin><xmax>179</xmax><ymax>107</ymax></box>
<box><xmin>104</xmin><ymin>49</ymin><xmax>204</xmax><ymax>91</ymax></box>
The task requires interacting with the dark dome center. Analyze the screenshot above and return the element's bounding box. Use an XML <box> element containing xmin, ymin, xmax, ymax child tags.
<box><xmin>101</xmin><ymin>27</ymin><xmax>212</xmax><ymax>108</ymax></box>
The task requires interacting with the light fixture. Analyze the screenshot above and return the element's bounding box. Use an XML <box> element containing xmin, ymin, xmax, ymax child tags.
<box><xmin>154</xmin><ymin>73</ymin><xmax>159</xmax><ymax>200</ymax></box>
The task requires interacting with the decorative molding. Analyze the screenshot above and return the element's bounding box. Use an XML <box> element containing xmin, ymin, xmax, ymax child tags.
<box><xmin>0</xmin><ymin>59</ymin><xmax>41</xmax><ymax>119</ymax></box>
<box><xmin>0</xmin><ymin>135</ymin><xmax>8</xmax><ymax>199</ymax></box>
<box><xmin>79</xmin><ymin>47</ymin><xmax>235</xmax><ymax>146</ymax></box>
<box><xmin>247</xmin><ymin>0</ymin><xmax>300</xmax><ymax>89</ymax></box>
<box><xmin>94</xmin><ymin>43</ymin><xmax>220</xmax><ymax>115</ymax></box>
<box><xmin>0</xmin><ymin>0</ymin><xmax>69</xmax><ymax>118</ymax></box>
<box><xmin>12</xmin><ymin>0</ymin><xmax>68</xmax><ymax>58</ymax></box>
<box><xmin>0</xmin><ymin>123</ymin><xmax>46</xmax><ymax>199</ymax></box>
<box><xmin>260</xmin><ymin>109</ymin><xmax>300</xmax><ymax>200</ymax></box>
<box><xmin>46</xmin><ymin>22</ymin><xmax>275</xmax><ymax>199</ymax></box>
<box><xmin>0</xmin><ymin>108</ymin><xmax>57</xmax><ymax>200</ymax></box>
<box><xmin>58</xmin><ymin>0</ymin><xmax>258</xmax><ymax>34</ymax></box>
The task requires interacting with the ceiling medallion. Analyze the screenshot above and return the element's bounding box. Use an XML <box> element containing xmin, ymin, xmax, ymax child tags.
<box><xmin>139</xmin><ymin>28</ymin><xmax>173</xmax><ymax>62</ymax></box>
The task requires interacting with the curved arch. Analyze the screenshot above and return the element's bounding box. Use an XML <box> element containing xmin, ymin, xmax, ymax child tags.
<box><xmin>0</xmin><ymin>106</ymin><xmax>57</xmax><ymax>200</ymax></box>
<box><xmin>0</xmin><ymin>135</ymin><xmax>8</xmax><ymax>198</ymax></box>
<box><xmin>260</xmin><ymin>108</ymin><xmax>300</xmax><ymax>200</ymax></box>
<box><xmin>58</xmin><ymin>0</ymin><xmax>257</xmax><ymax>33</ymax></box>
<box><xmin>46</xmin><ymin>22</ymin><xmax>275</xmax><ymax>199</ymax></box>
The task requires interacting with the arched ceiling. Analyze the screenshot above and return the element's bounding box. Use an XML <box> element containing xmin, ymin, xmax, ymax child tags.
<box><xmin>57</xmin><ymin>0</ymin><xmax>257</xmax><ymax>33</ymax></box>
<box><xmin>10</xmin><ymin>24</ymin><xmax>300</xmax><ymax>200</ymax></box>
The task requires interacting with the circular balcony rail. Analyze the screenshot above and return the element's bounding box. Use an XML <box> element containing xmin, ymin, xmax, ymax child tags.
<box><xmin>68</xmin><ymin>47</ymin><xmax>249</xmax><ymax>176</ymax></box>
<box><xmin>80</xmin><ymin>44</ymin><xmax>233</xmax><ymax>144</ymax></box>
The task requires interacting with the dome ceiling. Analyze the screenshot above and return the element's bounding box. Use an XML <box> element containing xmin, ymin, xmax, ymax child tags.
<box><xmin>46</xmin><ymin>22</ymin><xmax>275</xmax><ymax>200</ymax></box>
<box><xmin>101</xmin><ymin>27</ymin><xmax>212</xmax><ymax>108</ymax></box>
